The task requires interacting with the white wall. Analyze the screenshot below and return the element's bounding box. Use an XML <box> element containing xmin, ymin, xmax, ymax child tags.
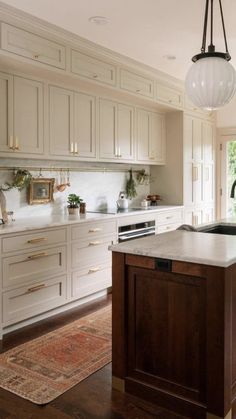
<box><xmin>216</xmin><ymin>96</ymin><xmax>236</xmax><ymax>128</ymax></box>
<box><xmin>0</xmin><ymin>159</ymin><xmax>151</xmax><ymax>219</ymax></box>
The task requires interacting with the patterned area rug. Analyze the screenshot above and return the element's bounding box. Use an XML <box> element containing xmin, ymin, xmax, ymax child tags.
<box><xmin>0</xmin><ymin>305</ymin><xmax>111</xmax><ymax>405</ymax></box>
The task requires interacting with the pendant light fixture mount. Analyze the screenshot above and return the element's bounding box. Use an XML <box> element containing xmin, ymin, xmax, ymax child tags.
<box><xmin>185</xmin><ymin>0</ymin><xmax>236</xmax><ymax>110</ymax></box>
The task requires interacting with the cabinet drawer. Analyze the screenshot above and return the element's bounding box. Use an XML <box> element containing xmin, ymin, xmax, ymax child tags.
<box><xmin>3</xmin><ymin>275</ymin><xmax>67</xmax><ymax>325</ymax></box>
<box><xmin>2</xmin><ymin>227</ymin><xmax>67</xmax><ymax>253</ymax></box>
<box><xmin>157</xmin><ymin>222</ymin><xmax>181</xmax><ymax>234</ymax></box>
<box><xmin>71</xmin><ymin>49</ymin><xmax>116</xmax><ymax>86</ymax></box>
<box><xmin>156</xmin><ymin>83</ymin><xmax>183</xmax><ymax>108</ymax></box>
<box><xmin>3</xmin><ymin>246</ymin><xmax>66</xmax><ymax>289</ymax></box>
<box><xmin>72</xmin><ymin>265</ymin><xmax>111</xmax><ymax>299</ymax></box>
<box><xmin>156</xmin><ymin>210</ymin><xmax>183</xmax><ymax>225</ymax></box>
<box><xmin>72</xmin><ymin>239</ymin><xmax>113</xmax><ymax>270</ymax></box>
<box><xmin>1</xmin><ymin>23</ymin><xmax>66</xmax><ymax>69</ymax></box>
<box><xmin>120</xmin><ymin>69</ymin><xmax>154</xmax><ymax>98</ymax></box>
<box><xmin>72</xmin><ymin>220</ymin><xmax>116</xmax><ymax>241</ymax></box>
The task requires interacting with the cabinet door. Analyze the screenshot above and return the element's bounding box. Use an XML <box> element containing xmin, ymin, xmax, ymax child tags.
<box><xmin>14</xmin><ymin>76</ymin><xmax>43</xmax><ymax>154</ymax></box>
<box><xmin>137</xmin><ymin>108</ymin><xmax>150</xmax><ymax>162</ymax></box>
<box><xmin>49</xmin><ymin>86</ymin><xmax>74</xmax><ymax>156</ymax></box>
<box><xmin>202</xmin><ymin>121</ymin><xmax>214</xmax><ymax>163</ymax></box>
<box><xmin>99</xmin><ymin>99</ymin><xmax>117</xmax><ymax>159</ymax></box>
<box><xmin>74</xmin><ymin>92</ymin><xmax>96</xmax><ymax>158</ymax></box>
<box><xmin>150</xmin><ymin>112</ymin><xmax>165</xmax><ymax>163</ymax></box>
<box><xmin>192</xmin><ymin>163</ymin><xmax>203</xmax><ymax>205</ymax></box>
<box><xmin>192</xmin><ymin>118</ymin><xmax>202</xmax><ymax>162</ymax></box>
<box><xmin>203</xmin><ymin>164</ymin><xmax>214</xmax><ymax>204</ymax></box>
<box><xmin>117</xmin><ymin>103</ymin><xmax>134</xmax><ymax>161</ymax></box>
<box><xmin>202</xmin><ymin>206</ymin><xmax>214</xmax><ymax>223</ymax></box>
<box><xmin>0</xmin><ymin>72</ymin><xmax>13</xmax><ymax>153</ymax></box>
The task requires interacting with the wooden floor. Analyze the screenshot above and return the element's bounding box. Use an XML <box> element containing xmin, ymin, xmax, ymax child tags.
<box><xmin>0</xmin><ymin>295</ymin><xmax>207</xmax><ymax>418</ymax></box>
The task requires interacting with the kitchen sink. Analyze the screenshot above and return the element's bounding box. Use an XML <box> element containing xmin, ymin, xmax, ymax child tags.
<box><xmin>199</xmin><ymin>224</ymin><xmax>236</xmax><ymax>235</ymax></box>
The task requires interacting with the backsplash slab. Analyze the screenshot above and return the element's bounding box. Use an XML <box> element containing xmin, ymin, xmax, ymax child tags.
<box><xmin>0</xmin><ymin>159</ymin><xmax>151</xmax><ymax>219</ymax></box>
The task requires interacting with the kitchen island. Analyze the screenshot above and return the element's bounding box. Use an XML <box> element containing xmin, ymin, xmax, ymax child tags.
<box><xmin>110</xmin><ymin>229</ymin><xmax>236</xmax><ymax>419</ymax></box>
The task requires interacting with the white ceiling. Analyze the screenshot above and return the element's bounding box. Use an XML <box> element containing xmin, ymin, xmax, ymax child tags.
<box><xmin>1</xmin><ymin>0</ymin><xmax>236</xmax><ymax>80</ymax></box>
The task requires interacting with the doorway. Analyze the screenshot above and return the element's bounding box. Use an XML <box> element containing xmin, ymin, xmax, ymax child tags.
<box><xmin>219</xmin><ymin>133</ymin><xmax>236</xmax><ymax>218</ymax></box>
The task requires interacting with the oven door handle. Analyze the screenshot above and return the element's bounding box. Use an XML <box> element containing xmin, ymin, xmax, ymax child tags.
<box><xmin>119</xmin><ymin>230</ymin><xmax>155</xmax><ymax>241</ymax></box>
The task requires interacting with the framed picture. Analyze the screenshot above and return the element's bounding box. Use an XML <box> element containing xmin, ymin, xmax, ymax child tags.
<box><xmin>28</xmin><ymin>178</ymin><xmax>55</xmax><ymax>205</ymax></box>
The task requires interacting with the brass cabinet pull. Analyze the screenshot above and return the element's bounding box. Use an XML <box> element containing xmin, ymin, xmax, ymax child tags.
<box><xmin>27</xmin><ymin>237</ymin><xmax>48</xmax><ymax>244</ymax></box>
<box><xmin>33</xmin><ymin>54</ymin><xmax>39</xmax><ymax>59</ymax></box>
<box><xmin>9</xmin><ymin>136</ymin><xmax>14</xmax><ymax>150</ymax></box>
<box><xmin>26</xmin><ymin>284</ymin><xmax>46</xmax><ymax>293</ymax></box>
<box><xmin>15</xmin><ymin>137</ymin><xmax>19</xmax><ymax>150</ymax></box>
<box><xmin>27</xmin><ymin>252</ymin><xmax>47</xmax><ymax>260</ymax></box>
<box><xmin>93</xmin><ymin>74</ymin><xmax>98</xmax><ymax>79</ymax></box>
<box><xmin>88</xmin><ymin>267</ymin><xmax>100</xmax><ymax>273</ymax></box>
<box><xmin>89</xmin><ymin>228</ymin><xmax>102</xmax><ymax>232</ymax></box>
<box><xmin>166</xmin><ymin>216</ymin><xmax>173</xmax><ymax>220</ymax></box>
<box><xmin>89</xmin><ymin>240</ymin><xmax>102</xmax><ymax>246</ymax></box>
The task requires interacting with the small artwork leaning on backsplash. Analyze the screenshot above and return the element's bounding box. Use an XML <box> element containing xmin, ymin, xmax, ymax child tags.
<box><xmin>28</xmin><ymin>178</ymin><xmax>55</xmax><ymax>205</ymax></box>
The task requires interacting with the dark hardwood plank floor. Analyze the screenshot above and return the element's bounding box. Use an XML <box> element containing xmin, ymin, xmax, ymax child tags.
<box><xmin>0</xmin><ymin>295</ymin><xmax>206</xmax><ymax>418</ymax></box>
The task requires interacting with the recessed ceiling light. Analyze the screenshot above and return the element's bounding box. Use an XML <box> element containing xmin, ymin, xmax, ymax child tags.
<box><xmin>89</xmin><ymin>16</ymin><xmax>110</xmax><ymax>25</ymax></box>
<box><xmin>163</xmin><ymin>55</ymin><xmax>176</xmax><ymax>61</ymax></box>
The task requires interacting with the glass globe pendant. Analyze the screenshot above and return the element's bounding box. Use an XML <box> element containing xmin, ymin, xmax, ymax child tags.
<box><xmin>185</xmin><ymin>0</ymin><xmax>236</xmax><ymax>111</ymax></box>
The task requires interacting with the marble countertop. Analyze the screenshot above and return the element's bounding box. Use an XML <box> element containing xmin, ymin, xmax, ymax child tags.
<box><xmin>110</xmin><ymin>221</ymin><xmax>236</xmax><ymax>268</ymax></box>
<box><xmin>0</xmin><ymin>205</ymin><xmax>183</xmax><ymax>236</ymax></box>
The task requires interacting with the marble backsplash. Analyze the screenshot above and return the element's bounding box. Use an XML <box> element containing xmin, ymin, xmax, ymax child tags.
<box><xmin>0</xmin><ymin>159</ymin><xmax>151</xmax><ymax>219</ymax></box>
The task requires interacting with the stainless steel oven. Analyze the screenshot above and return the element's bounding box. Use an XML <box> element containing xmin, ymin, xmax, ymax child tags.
<box><xmin>118</xmin><ymin>220</ymin><xmax>155</xmax><ymax>242</ymax></box>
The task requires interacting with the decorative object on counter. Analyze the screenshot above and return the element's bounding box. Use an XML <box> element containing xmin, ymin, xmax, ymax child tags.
<box><xmin>185</xmin><ymin>0</ymin><xmax>236</xmax><ymax>110</ymax></box>
<box><xmin>141</xmin><ymin>199</ymin><xmax>149</xmax><ymax>208</ymax></box>
<box><xmin>28</xmin><ymin>178</ymin><xmax>55</xmax><ymax>205</ymax></box>
<box><xmin>79</xmin><ymin>202</ymin><xmax>86</xmax><ymax>214</ymax></box>
<box><xmin>146</xmin><ymin>194</ymin><xmax>161</xmax><ymax>206</ymax></box>
<box><xmin>67</xmin><ymin>193</ymin><xmax>83</xmax><ymax>215</ymax></box>
<box><xmin>136</xmin><ymin>169</ymin><xmax>151</xmax><ymax>185</ymax></box>
<box><xmin>6</xmin><ymin>211</ymin><xmax>15</xmax><ymax>222</ymax></box>
<box><xmin>116</xmin><ymin>191</ymin><xmax>129</xmax><ymax>209</ymax></box>
<box><xmin>125</xmin><ymin>169</ymin><xmax>137</xmax><ymax>200</ymax></box>
<box><xmin>56</xmin><ymin>169</ymin><xmax>71</xmax><ymax>192</ymax></box>
<box><xmin>0</xmin><ymin>190</ymin><xmax>8</xmax><ymax>224</ymax></box>
<box><xmin>0</xmin><ymin>169</ymin><xmax>32</xmax><ymax>192</ymax></box>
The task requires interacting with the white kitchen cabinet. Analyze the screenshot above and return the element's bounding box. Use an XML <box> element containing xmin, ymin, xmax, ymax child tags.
<box><xmin>71</xmin><ymin>49</ymin><xmax>116</xmax><ymax>86</ymax></box>
<box><xmin>74</xmin><ymin>92</ymin><xmax>96</xmax><ymax>158</ymax></box>
<box><xmin>0</xmin><ymin>72</ymin><xmax>13</xmax><ymax>153</ymax></box>
<box><xmin>202</xmin><ymin>206</ymin><xmax>215</xmax><ymax>223</ymax></box>
<box><xmin>156</xmin><ymin>83</ymin><xmax>183</xmax><ymax>109</ymax></box>
<box><xmin>99</xmin><ymin>98</ymin><xmax>134</xmax><ymax>161</ymax></box>
<box><xmin>49</xmin><ymin>85</ymin><xmax>96</xmax><ymax>159</ymax></box>
<box><xmin>184</xmin><ymin>114</ymin><xmax>215</xmax><ymax>218</ymax></box>
<box><xmin>13</xmin><ymin>76</ymin><xmax>44</xmax><ymax>154</ymax></box>
<box><xmin>137</xmin><ymin>108</ymin><xmax>165</xmax><ymax>164</ymax></box>
<box><xmin>120</xmin><ymin>69</ymin><xmax>154</xmax><ymax>98</ymax></box>
<box><xmin>1</xmin><ymin>23</ymin><xmax>66</xmax><ymax>70</ymax></box>
<box><xmin>184</xmin><ymin>208</ymin><xmax>202</xmax><ymax>227</ymax></box>
<box><xmin>0</xmin><ymin>73</ymin><xmax>43</xmax><ymax>155</ymax></box>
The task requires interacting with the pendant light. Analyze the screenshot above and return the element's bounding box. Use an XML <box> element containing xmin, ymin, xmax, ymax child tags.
<box><xmin>185</xmin><ymin>0</ymin><xmax>236</xmax><ymax>111</ymax></box>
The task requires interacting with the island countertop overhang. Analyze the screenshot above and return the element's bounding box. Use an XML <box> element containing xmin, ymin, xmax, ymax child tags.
<box><xmin>109</xmin><ymin>228</ymin><xmax>236</xmax><ymax>268</ymax></box>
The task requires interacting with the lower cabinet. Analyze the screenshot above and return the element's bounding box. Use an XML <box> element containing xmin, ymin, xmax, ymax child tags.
<box><xmin>71</xmin><ymin>265</ymin><xmax>111</xmax><ymax>300</ymax></box>
<box><xmin>3</xmin><ymin>275</ymin><xmax>67</xmax><ymax>325</ymax></box>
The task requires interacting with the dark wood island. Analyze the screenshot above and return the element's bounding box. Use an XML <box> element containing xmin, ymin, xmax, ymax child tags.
<box><xmin>111</xmin><ymin>230</ymin><xmax>236</xmax><ymax>419</ymax></box>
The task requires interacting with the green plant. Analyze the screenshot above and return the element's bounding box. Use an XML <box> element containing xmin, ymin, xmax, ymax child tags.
<box><xmin>125</xmin><ymin>169</ymin><xmax>137</xmax><ymax>199</ymax></box>
<box><xmin>1</xmin><ymin>169</ymin><xmax>32</xmax><ymax>191</ymax></box>
<box><xmin>136</xmin><ymin>169</ymin><xmax>151</xmax><ymax>185</ymax></box>
<box><xmin>67</xmin><ymin>193</ymin><xmax>83</xmax><ymax>208</ymax></box>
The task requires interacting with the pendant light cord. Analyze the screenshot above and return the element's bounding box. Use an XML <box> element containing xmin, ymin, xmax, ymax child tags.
<box><xmin>210</xmin><ymin>0</ymin><xmax>213</xmax><ymax>47</ymax></box>
<box><xmin>219</xmin><ymin>0</ymin><xmax>229</xmax><ymax>55</ymax></box>
<box><xmin>201</xmin><ymin>0</ymin><xmax>209</xmax><ymax>53</ymax></box>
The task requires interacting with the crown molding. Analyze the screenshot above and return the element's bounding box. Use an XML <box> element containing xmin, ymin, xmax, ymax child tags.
<box><xmin>0</xmin><ymin>1</ymin><xmax>184</xmax><ymax>89</ymax></box>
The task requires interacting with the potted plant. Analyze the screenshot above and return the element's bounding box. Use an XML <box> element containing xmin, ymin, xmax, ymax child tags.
<box><xmin>67</xmin><ymin>193</ymin><xmax>83</xmax><ymax>215</ymax></box>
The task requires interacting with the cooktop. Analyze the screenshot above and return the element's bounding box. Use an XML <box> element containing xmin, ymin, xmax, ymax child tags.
<box><xmin>87</xmin><ymin>207</ymin><xmax>159</xmax><ymax>214</ymax></box>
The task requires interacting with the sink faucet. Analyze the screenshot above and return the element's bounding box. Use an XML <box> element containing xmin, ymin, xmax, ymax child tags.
<box><xmin>230</xmin><ymin>180</ymin><xmax>236</xmax><ymax>198</ymax></box>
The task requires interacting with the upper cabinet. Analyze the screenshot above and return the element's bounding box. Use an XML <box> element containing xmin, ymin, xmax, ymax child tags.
<box><xmin>0</xmin><ymin>72</ymin><xmax>43</xmax><ymax>155</ymax></box>
<box><xmin>49</xmin><ymin>85</ymin><xmax>96</xmax><ymax>159</ymax></box>
<box><xmin>71</xmin><ymin>50</ymin><xmax>116</xmax><ymax>86</ymax></box>
<box><xmin>137</xmin><ymin>108</ymin><xmax>165</xmax><ymax>164</ymax></box>
<box><xmin>1</xmin><ymin>23</ymin><xmax>66</xmax><ymax>70</ymax></box>
<box><xmin>120</xmin><ymin>69</ymin><xmax>154</xmax><ymax>99</ymax></box>
<box><xmin>99</xmin><ymin>98</ymin><xmax>134</xmax><ymax>162</ymax></box>
<box><xmin>156</xmin><ymin>83</ymin><xmax>183</xmax><ymax>109</ymax></box>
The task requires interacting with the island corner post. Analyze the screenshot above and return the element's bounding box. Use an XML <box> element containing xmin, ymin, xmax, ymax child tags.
<box><xmin>112</xmin><ymin>251</ymin><xmax>235</xmax><ymax>419</ymax></box>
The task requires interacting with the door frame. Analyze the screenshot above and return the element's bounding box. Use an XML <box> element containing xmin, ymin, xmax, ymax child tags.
<box><xmin>217</xmin><ymin>127</ymin><xmax>236</xmax><ymax>219</ymax></box>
